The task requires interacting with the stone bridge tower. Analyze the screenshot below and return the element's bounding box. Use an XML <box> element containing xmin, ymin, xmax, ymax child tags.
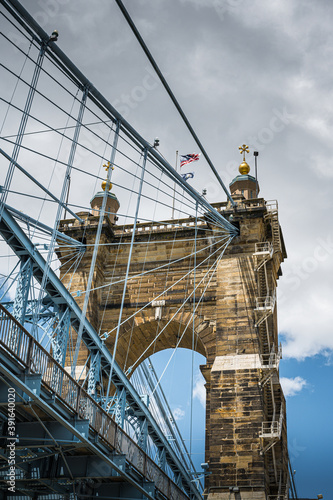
<box><xmin>58</xmin><ymin>149</ymin><xmax>289</xmax><ymax>500</ymax></box>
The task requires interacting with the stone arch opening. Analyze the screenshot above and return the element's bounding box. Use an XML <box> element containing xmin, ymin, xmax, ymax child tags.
<box><xmin>131</xmin><ymin>346</ymin><xmax>207</xmax><ymax>465</ymax></box>
<box><xmin>107</xmin><ymin>316</ymin><xmax>211</xmax><ymax>374</ymax></box>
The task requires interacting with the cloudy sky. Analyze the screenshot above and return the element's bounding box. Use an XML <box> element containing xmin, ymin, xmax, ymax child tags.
<box><xmin>2</xmin><ymin>0</ymin><xmax>333</xmax><ymax>497</ymax></box>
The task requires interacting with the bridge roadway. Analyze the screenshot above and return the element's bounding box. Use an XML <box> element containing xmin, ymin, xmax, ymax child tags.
<box><xmin>0</xmin><ymin>304</ymin><xmax>189</xmax><ymax>500</ymax></box>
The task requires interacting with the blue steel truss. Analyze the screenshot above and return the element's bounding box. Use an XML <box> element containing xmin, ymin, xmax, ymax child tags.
<box><xmin>0</xmin><ymin>205</ymin><xmax>206</xmax><ymax>499</ymax></box>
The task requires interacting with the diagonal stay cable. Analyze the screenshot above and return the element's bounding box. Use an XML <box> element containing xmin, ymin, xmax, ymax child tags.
<box><xmin>103</xmin><ymin>234</ymin><xmax>230</xmax><ymax>340</ymax></box>
<box><xmin>126</xmin><ymin>235</ymin><xmax>234</xmax><ymax>375</ymax></box>
<box><xmin>76</xmin><ymin>232</ymin><xmax>230</xmax><ymax>297</ymax></box>
<box><xmin>150</xmin><ymin>236</ymin><xmax>233</xmax><ymax>395</ymax></box>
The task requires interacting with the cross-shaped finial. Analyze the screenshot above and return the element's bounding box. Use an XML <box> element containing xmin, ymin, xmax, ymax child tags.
<box><xmin>103</xmin><ymin>161</ymin><xmax>114</xmax><ymax>173</ymax></box>
<box><xmin>239</xmin><ymin>144</ymin><xmax>250</xmax><ymax>161</ymax></box>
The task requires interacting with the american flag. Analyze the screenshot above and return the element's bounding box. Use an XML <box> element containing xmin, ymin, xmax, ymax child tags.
<box><xmin>180</xmin><ymin>153</ymin><xmax>200</xmax><ymax>168</ymax></box>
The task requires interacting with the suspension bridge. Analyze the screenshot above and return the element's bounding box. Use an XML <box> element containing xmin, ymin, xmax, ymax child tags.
<box><xmin>0</xmin><ymin>1</ymin><xmax>298</xmax><ymax>499</ymax></box>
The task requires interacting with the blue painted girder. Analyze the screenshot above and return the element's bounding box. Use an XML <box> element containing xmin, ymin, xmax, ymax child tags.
<box><xmin>0</xmin><ymin>205</ymin><xmax>201</xmax><ymax>500</ymax></box>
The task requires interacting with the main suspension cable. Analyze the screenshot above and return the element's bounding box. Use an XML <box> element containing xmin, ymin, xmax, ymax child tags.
<box><xmin>114</xmin><ymin>0</ymin><xmax>236</xmax><ymax>207</ymax></box>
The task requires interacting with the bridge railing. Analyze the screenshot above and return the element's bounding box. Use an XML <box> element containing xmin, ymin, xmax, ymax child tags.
<box><xmin>254</xmin><ymin>241</ymin><xmax>274</xmax><ymax>255</ymax></box>
<box><xmin>0</xmin><ymin>304</ymin><xmax>188</xmax><ymax>500</ymax></box>
<box><xmin>255</xmin><ymin>294</ymin><xmax>276</xmax><ymax>312</ymax></box>
<box><xmin>260</xmin><ymin>420</ymin><xmax>281</xmax><ymax>439</ymax></box>
<box><xmin>260</xmin><ymin>344</ymin><xmax>282</xmax><ymax>369</ymax></box>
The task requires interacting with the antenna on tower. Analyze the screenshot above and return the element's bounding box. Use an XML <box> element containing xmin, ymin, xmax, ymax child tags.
<box><xmin>254</xmin><ymin>151</ymin><xmax>259</xmax><ymax>198</ymax></box>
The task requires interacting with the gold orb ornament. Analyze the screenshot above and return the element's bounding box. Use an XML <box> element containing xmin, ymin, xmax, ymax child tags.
<box><xmin>102</xmin><ymin>179</ymin><xmax>112</xmax><ymax>191</ymax></box>
<box><xmin>239</xmin><ymin>161</ymin><xmax>250</xmax><ymax>175</ymax></box>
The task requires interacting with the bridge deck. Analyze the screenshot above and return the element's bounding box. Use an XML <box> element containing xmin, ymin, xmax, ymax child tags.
<box><xmin>0</xmin><ymin>304</ymin><xmax>189</xmax><ymax>500</ymax></box>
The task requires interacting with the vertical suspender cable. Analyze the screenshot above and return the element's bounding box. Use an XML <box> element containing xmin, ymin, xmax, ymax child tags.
<box><xmin>190</xmin><ymin>202</ymin><xmax>198</xmax><ymax>459</ymax></box>
<box><xmin>172</xmin><ymin>150</ymin><xmax>178</xmax><ymax>219</ymax></box>
<box><xmin>0</xmin><ymin>40</ymin><xmax>47</xmax><ymax>221</ymax></box>
<box><xmin>32</xmin><ymin>87</ymin><xmax>88</xmax><ymax>339</ymax></box>
<box><xmin>72</xmin><ymin>120</ymin><xmax>121</xmax><ymax>378</ymax></box>
<box><xmin>105</xmin><ymin>148</ymin><xmax>148</xmax><ymax>408</ymax></box>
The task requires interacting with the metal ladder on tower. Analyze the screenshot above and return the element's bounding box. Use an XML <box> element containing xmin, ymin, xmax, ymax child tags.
<box><xmin>253</xmin><ymin>223</ymin><xmax>284</xmax><ymax>460</ymax></box>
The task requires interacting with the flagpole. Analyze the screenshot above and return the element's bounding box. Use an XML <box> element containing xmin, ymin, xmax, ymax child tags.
<box><xmin>172</xmin><ymin>150</ymin><xmax>178</xmax><ymax>219</ymax></box>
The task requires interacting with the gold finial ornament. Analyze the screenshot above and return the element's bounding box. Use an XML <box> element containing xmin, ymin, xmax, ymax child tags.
<box><xmin>238</xmin><ymin>144</ymin><xmax>250</xmax><ymax>175</ymax></box>
<box><xmin>101</xmin><ymin>161</ymin><xmax>114</xmax><ymax>191</ymax></box>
